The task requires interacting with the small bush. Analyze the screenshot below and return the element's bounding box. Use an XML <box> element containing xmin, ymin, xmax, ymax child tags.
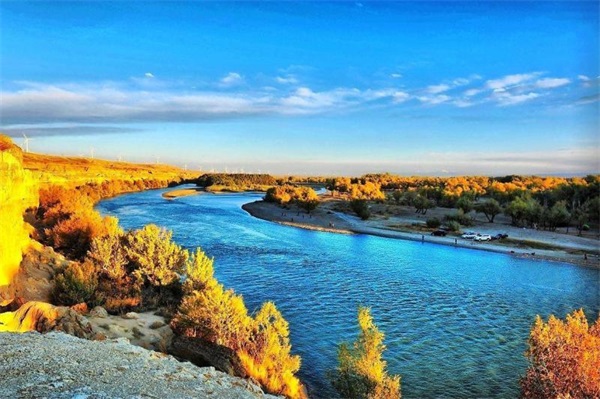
<box><xmin>331</xmin><ymin>307</ymin><xmax>401</xmax><ymax>399</ymax></box>
<box><xmin>521</xmin><ymin>309</ymin><xmax>600</xmax><ymax>398</ymax></box>
<box><xmin>53</xmin><ymin>261</ymin><xmax>100</xmax><ymax>306</ymax></box>
<box><xmin>426</xmin><ymin>217</ymin><xmax>441</xmax><ymax>228</ymax></box>
<box><xmin>444</xmin><ymin>210</ymin><xmax>473</xmax><ymax>227</ymax></box>
<box><xmin>445</xmin><ymin>221</ymin><xmax>461</xmax><ymax>232</ymax></box>
<box><xmin>124</xmin><ymin>224</ymin><xmax>188</xmax><ymax>287</ymax></box>
<box><xmin>350</xmin><ymin>199</ymin><xmax>371</xmax><ymax>220</ymax></box>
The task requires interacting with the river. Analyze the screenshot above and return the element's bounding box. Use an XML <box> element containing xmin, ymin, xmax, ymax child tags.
<box><xmin>97</xmin><ymin>186</ymin><xmax>600</xmax><ymax>398</ymax></box>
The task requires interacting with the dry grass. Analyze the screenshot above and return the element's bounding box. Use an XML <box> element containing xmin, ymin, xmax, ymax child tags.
<box><xmin>23</xmin><ymin>152</ymin><xmax>199</xmax><ymax>188</ymax></box>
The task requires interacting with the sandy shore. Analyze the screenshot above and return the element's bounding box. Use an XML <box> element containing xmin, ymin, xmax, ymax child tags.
<box><xmin>162</xmin><ymin>188</ymin><xmax>202</xmax><ymax>199</ymax></box>
<box><xmin>243</xmin><ymin>200</ymin><xmax>600</xmax><ymax>269</ymax></box>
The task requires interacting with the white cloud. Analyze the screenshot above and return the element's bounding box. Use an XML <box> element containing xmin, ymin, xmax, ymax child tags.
<box><xmin>534</xmin><ymin>77</ymin><xmax>570</xmax><ymax>89</ymax></box>
<box><xmin>390</xmin><ymin>73</ymin><xmax>402</xmax><ymax>79</ymax></box>
<box><xmin>464</xmin><ymin>88</ymin><xmax>482</xmax><ymax>97</ymax></box>
<box><xmin>418</xmin><ymin>94</ymin><xmax>450</xmax><ymax>105</ymax></box>
<box><xmin>220</xmin><ymin>72</ymin><xmax>243</xmax><ymax>86</ymax></box>
<box><xmin>275</xmin><ymin>75</ymin><xmax>298</xmax><ymax>85</ymax></box>
<box><xmin>578</xmin><ymin>75</ymin><xmax>590</xmax><ymax>82</ymax></box>
<box><xmin>493</xmin><ymin>91</ymin><xmax>539</xmax><ymax>106</ymax></box>
<box><xmin>452</xmin><ymin>78</ymin><xmax>470</xmax><ymax>86</ymax></box>
<box><xmin>486</xmin><ymin>72</ymin><xmax>540</xmax><ymax>90</ymax></box>
<box><xmin>144</xmin><ymin>72</ymin><xmax>155</xmax><ymax>78</ymax></box>
<box><xmin>392</xmin><ymin>91</ymin><xmax>410</xmax><ymax>103</ymax></box>
<box><xmin>453</xmin><ymin>99</ymin><xmax>474</xmax><ymax>108</ymax></box>
<box><xmin>426</xmin><ymin>84</ymin><xmax>451</xmax><ymax>94</ymax></box>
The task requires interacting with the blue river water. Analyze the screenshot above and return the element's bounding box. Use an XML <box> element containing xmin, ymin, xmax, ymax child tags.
<box><xmin>97</xmin><ymin>187</ymin><xmax>600</xmax><ymax>398</ymax></box>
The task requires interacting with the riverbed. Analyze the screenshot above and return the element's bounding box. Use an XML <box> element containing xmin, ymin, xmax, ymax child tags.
<box><xmin>97</xmin><ymin>186</ymin><xmax>600</xmax><ymax>398</ymax></box>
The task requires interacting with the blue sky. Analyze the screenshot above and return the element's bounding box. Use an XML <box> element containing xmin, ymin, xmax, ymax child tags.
<box><xmin>1</xmin><ymin>1</ymin><xmax>598</xmax><ymax>175</ymax></box>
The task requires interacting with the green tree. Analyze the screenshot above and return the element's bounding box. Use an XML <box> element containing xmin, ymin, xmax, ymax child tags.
<box><xmin>456</xmin><ymin>196</ymin><xmax>474</xmax><ymax>213</ymax></box>
<box><xmin>350</xmin><ymin>199</ymin><xmax>371</xmax><ymax>220</ymax></box>
<box><xmin>474</xmin><ymin>199</ymin><xmax>502</xmax><ymax>223</ymax></box>
<box><xmin>545</xmin><ymin>201</ymin><xmax>571</xmax><ymax>231</ymax></box>
<box><xmin>413</xmin><ymin>195</ymin><xmax>435</xmax><ymax>215</ymax></box>
<box><xmin>332</xmin><ymin>307</ymin><xmax>401</xmax><ymax>399</ymax></box>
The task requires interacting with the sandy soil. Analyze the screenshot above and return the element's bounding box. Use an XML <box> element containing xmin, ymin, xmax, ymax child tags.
<box><xmin>87</xmin><ymin>310</ymin><xmax>174</xmax><ymax>352</ymax></box>
<box><xmin>243</xmin><ymin>198</ymin><xmax>600</xmax><ymax>269</ymax></box>
<box><xmin>163</xmin><ymin>188</ymin><xmax>202</xmax><ymax>199</ymax></box>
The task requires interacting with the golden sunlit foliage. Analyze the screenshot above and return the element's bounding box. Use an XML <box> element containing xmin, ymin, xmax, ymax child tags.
<box><xmin>265</xmin><ymin>184</ymin><xmax>320</xmax><ymax>213</ymax></box>
<box><xmin>240</xmin><ymin>302</ymin><xmax>303</xmax><ymax>398</ymax></box>
<box><xmin>173</xmin><ymin>252</ymin><xmax>305</xmax><ymax>399</ymax></box>
<box><xmin>124</xmin><ymin>225</ymin><xmax>188</xmax><ymax>287</ymax></box>
<box><xmin>521</xmin><ymin>309</ymin><xmax>600</xmax><ymax>399</ymax></box>
<box><xmin>197</xmin><ymin>173</ymin><xmax>277</xmax><ymax>192</ymax></box>
<box><xmin>37</xmin><ymin>179</ymin><xmax>179</xmax><ymax>260</ymax></box>
<box><xmin>332</xmin><ymin>307</ymin><xmax>401</xmax><ymax>399</ymax></box>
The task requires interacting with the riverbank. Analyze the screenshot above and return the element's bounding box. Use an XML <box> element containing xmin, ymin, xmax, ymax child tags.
<box><xmin>243</xmin><ymin>200</ymin><xmax>600</xmax><ymax>269</ymax></box>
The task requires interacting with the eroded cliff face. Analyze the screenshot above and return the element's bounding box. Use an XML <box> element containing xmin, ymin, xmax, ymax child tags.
<box><xmin>0</xmin><ymin>135</ymin><xmax>38</xmax><ymax>303</ymax></box>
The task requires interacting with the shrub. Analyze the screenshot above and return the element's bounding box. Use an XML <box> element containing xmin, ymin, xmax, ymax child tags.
<box><xmin>426</xmin><ymin>217</ymin><xmax>441</xmax><ymax>228</ymax></box>
<box><xmin>445</xmin><ymin>221</ymin><xmax>461</xmax><ymax>232</ymax></box>
<box><xmin>444</xmin><ymin>210</ymin><xmax>473</xmax><ymax>227</ymax></box>
<box><xmin>331</xmin><ymin>307</ymin><xmax>401</xmax><ymax>399</ymax></box>
<box><xmin>87</xmin><ymin>227</ymin><xmax>127</xmax><ymax>281</ymax></box>
<box><xmin>53</xmin><ymin>261</ymin><xmax>100</xmax><ymax>306</ymax></box>
<box><xmin>124</xmin><ymin>224</ymin><xmax>188</xmax><ymax>287</ymax></box>
<box><xmin>350</xmin><ymin>199</ymin><xmax>371</xmax><ymax>220</ymax></box>
<box><xmin>521</xmin><ymin>309</ymin><xmax>600</xmax><ymax>398</ymax></box>
<box><xmin>46</xmin><ymin>212</ymin><xmax>117</xmax><ymax>260</ymax></box>
<box><xmin>172</xmin><ymin>251</ymin><xmax>305</xmax><ymax>398</ymax></box>
<box><xmin>239</xmin><ymin>302</ymin><xmax>303</xmax><ymax>398</ymax></box>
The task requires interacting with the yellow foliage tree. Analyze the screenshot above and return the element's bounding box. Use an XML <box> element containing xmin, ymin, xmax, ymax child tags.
<box><xmin>173</xmin><ymin>250</ymin><xmax>306</xmax><ymax>398</ymax></box>
<box><xmin>521</xmin><ymin>309</ymin><xmax>600</xmax><ymax>398</ymax></box>
<box><xmin>240</xmin><ymin>302</ymin><xmax>304</xmax><ymax>398</ymax></box>
<box><xmin>333</xmin><ymin>307</ymin><xmax>401</xmax><ymax>399</ymax></box>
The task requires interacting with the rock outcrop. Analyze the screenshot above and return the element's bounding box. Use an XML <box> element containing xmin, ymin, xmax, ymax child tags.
<box><xmin>0</xmin><ymin>331</ymin><xmax>281</xmax><ymax>399</ymax></box>
<box><xmin>0</xmin><ymin>301</ymin><xmax>94</xmax><ymax>338</ymax></box>
<box><xmin>0</xmin><ymin>135</ymin><xmax>38</xmax><ymax>304</ymax></box>
<box><xmin>170</xmin><ymin>335</ymin><xmax>248</xmax><ymax>377</ymax></box>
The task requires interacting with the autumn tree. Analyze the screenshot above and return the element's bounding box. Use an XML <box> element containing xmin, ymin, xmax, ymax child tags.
<box><xmin>521</xmin><ymin>309</ymin><xmax>600</xmax><ymax>398</ymax></box>
<box><xmin>332</xmin><ymin>307</ymin><xmax>401</xmax><ymax>399</ymax></box>
<box><xmin>173</xmin><ymin>249</ymin><xmax>306</xmax><ymax>398</ymax></box>
<box><xmin>240</xmin><ymin>302</ymin><xmax>304</xmax><ymax>398</ymax></box>
<box><xmin>474</xmin><ymin>199</ymin><xmax>502</xmax><ymax>223</ymax></box>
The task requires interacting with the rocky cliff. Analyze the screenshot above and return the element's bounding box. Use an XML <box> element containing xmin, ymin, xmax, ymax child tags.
<box><xmin>0</xmin><ymin>331</ymin><xmax>281</xmax><ymax>399</ymax></box>
<box><xmin>0</xmin><ymin>135</ymin><xmax>38</xmax><ymax>303</ymax></box>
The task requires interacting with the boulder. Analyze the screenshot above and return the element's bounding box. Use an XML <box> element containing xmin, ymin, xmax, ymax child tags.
<box><xmin>89</xmin><ymin>306</ymin><xmax>108</xmax><ymax>318</ymax></box>
<box><xmin>169</xmin><ymin>335</ymin><xmax>247</xmax><ymax>378</ymax></box>
<box><xmin>122</xmin><ymin>311</ymin><xmax>140</xmax><ymax>319</ymax></box>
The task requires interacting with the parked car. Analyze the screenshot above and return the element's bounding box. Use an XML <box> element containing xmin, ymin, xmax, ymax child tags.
<box><xmin>491</xmin><ymin>233</ymin><xmax>509</xmax><ymax>240</ymax></box>
<box><xmin>461</xmin><ymin>232</ymin><xmax>477</xmax><ymax>239</ymax></box>
<box><xmin>431</xmin><ymin>230</ymin><xmax>447</xmax><ymax>236</ymax></box>
<box><xmin>475</xmin><ymin>234</ymin><xmax>492</xmax><ymax>241</ymax></box>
